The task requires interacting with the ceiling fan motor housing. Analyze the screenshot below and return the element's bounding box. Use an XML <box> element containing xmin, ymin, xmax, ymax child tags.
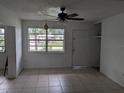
<box><xmin>58</xmin><ymin>13</ymin><xmax>68</xmax><ymax>21</ymax></box>
<box><xmin>60</xmin><ymin>7</ymin><xmax>65</xmax><ymax>12</ymax></box>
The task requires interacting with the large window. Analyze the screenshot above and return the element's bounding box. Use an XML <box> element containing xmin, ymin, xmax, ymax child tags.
<box><xmin>0</xmin><ymin>28</ymin><xmax>5</xmax><ymax>52</ymax></box>
<box><xmin>28</xmin><ymin>28</ymin><xmax>64</xmax><ymax>52</ymax></box>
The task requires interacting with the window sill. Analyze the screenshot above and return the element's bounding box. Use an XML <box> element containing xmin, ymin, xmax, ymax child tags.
<box><xmin>28</xmin><ymin>51</ymin><xmax>65</xmax><ymax>54</ymax></box>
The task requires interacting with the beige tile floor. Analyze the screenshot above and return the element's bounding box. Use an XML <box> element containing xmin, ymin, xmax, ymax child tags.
<box><xmin>0</xmin><ymin>68</ymin><xmax>124</xmax><ymax>93</ymax></box>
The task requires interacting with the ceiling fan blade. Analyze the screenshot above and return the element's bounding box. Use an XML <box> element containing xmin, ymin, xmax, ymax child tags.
<box><xmin>43</xmin><ymin>13</ymin><xmax>57</xmax><ymax>18</ymax></box>
<box><xmin>67</xmin><ymin>17</ymin><xmax>84</xmax><ymax>21</ymax></box>
<box><xmin>38</xmin><ymin>11</ymin><xmax>57</xmax><ymax>17</ymax></box>
<box><xmin>67</xmin><ymin>13</ymin><xmax>78</xmax><ymax>17</ymax></box>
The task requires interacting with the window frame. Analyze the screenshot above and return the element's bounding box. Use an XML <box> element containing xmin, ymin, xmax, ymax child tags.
<box><xmin>0</xmin><ymin>27</ymin><xmax>5</xmax><ymax>53</ymax></box>
<box><xmin>28</xmin><ymin>27</ymin><xmax>65</xmax><ymax>53</ymax></box>
<box><xmin>28</xmin><ymin>28</ymin><xmax>46</xmax><ymax>52</ymax></box>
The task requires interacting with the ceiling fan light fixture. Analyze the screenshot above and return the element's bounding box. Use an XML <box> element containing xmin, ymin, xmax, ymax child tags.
<box><xmin>58</xmin><ymin>7</ymin><xmax>84</xmax><ymax>22</ymax></box>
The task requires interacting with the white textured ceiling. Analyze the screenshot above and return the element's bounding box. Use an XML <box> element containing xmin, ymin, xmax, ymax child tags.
<box><xmin>0</xmin><ymin>0</ymin><xmax>124</xmax><ymax>22</ymax></box>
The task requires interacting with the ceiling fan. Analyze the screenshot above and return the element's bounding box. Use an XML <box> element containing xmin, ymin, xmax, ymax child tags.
<box><xmin>39</xmin><ymin>7</ymin><xmax>85</xmax><ymax>22</ymax></box>
<box><xmin>57</xmin><ymin>7</ymin><xmax>84</xmax><ymax>22</ymax></box>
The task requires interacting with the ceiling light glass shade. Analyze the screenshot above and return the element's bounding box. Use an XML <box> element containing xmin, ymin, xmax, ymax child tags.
<box><xmin>44</xmin><ymin>23</ymin><xmax>48</xmax><ymax>30</ymax></box>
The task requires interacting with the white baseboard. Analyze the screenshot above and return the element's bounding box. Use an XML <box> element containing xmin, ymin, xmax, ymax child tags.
<box><xmin>72</xmin><ymin>65</ymin><xmax>100</xmax><ymax>69</ymax></box>
<box><xmin>72</xmin><ymin>66</ymin><xmax>89</xmax><ymax>69</ymax></box>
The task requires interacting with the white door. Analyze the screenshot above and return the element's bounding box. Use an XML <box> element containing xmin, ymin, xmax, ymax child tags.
<box><xmin>72</xmin><ymin>30</ymin><xmax>96</xmax><ymax>67</ymax></box>
<box><xmin>6</xmin><ymin>26</ymin><xmax>16</xmax><ymax>78</ymax></box>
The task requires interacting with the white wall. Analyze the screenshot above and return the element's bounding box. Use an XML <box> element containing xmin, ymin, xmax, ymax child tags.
<box><xmin>22</xmin><ymin>20</ymin><xmax>100</xmax><ymax>69</ymax></box>
<box><xmin>100</xmin><ymin>13</ymin><xmax>124</xmax><ymax>87</ymax></box>
<box><xmin>15</xmin><ymin>22</ymin><xmax>22</xmax><ymax>77</ymax></box>
<box><xmin>0</xmin><ymin>5</ymin><xmax>22</xmax><ymax>77</ymax></box>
